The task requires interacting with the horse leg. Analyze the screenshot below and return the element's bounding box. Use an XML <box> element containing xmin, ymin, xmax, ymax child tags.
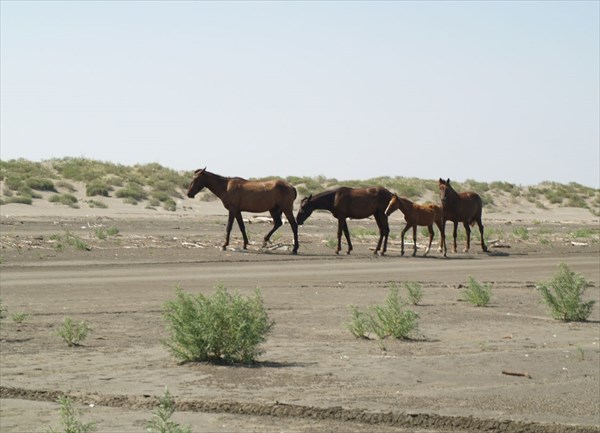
<box><xmin>335</xmin><ymin>219</ymin><xmax>343</xmax><ymax>255</ymax></box>
<box><xmin>381</xmin><ymin>214</ymin><xmax>390</xmax><ymax>255</ymax></box>
<box><xmin>452</xmin><ymin>222</ymin><xmax>458</xmax><ymax>253</ymax></box>
<box><xmin>342</xmin><ymin>220</ymin><xmax>353</xmax><ymax>254</ymax></box>
<box><xmin>235</xmin><ymin>212</ymin><xmax>249</xmax><ymax>249</ymax></box>
<box><xmin>400</xmin><ymin>224</ymin><xmax>410</xmax><ymax>256</ymax></box>
<box><xmin>476</xmin><ymin>218</ymin><xmax>488</xmax><ymax>252</ymax></box>
<box><xmin>410</xmin><ymin>224</ymin><xmax>417</xmax><ymax>256</ymax></box>
<box><xmin>436</xmin><ymin>220</ymin><xmax>444</xmax><ymax>254</ymax></box>
<box><xmin>223</xmin><ymin>212</ymin><xmax>236</xmax><ymax>250</ymax></box>
<box><xmin>463</xmin><ymin>221</ymin><xmax>471</xmax><ymax>253</ymax></box>
<box><xmin>282</xmin><ymin>207</ymin><xmax>299</xmax><ymax>254</ymax></box>
<box><xmin>440</xmin><ymin>220</ymin><xmax>447</xmax><ymax>257</ymax></box>
<box><xmin>373</xmin><ymin>212</ymin><xmax>388</xmax><ymax>255</ymax></box>
<box><xmin>263</xmin><ymin>208</ymin><xmax>283</xmax><ymax>247</ymax></box>
<box><xmin>424</xmin><ymin>224</ymin><xmax>434</xmax><ymax>256</ymax></box>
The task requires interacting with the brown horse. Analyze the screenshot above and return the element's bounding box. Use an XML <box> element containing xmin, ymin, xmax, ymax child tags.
<box><xmin>296</xmin><ymin>186</ymin><xmax>392</xmax><ymax>255</ymax></box>
<box><xmin>438</xmin><ymin>178</ymin><xmax>488</xmax><ymax>257</ymax></box>
<box><xmin>385</xmin><ymin>193</ymin><xmax>444</xmax><ymax>257</ymax></box>
<box><xmin>187</xmin><ymin>168</ymin><xmax>299</xmax><ymax>254</ymax></box>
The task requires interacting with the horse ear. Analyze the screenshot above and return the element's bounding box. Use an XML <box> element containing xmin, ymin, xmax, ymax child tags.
<box><xmin>446</xmin><ymin>178</ymin><xmax>450</xmax><ymax>185</ymax></box>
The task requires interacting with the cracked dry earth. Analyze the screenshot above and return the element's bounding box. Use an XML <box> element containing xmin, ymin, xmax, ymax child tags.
<box><xmin>1</xmin><ymin>203</ymin><xmax>599</xmax><ymax>432</ymax></box>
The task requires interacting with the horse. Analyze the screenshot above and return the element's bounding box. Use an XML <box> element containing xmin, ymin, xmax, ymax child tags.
<box><xmin>385</xmin><ymin>193</ymin><xmax>444</xmax><ymax>257</ymax></box>
<box><xmin>438</xmin><ymin>178</ymin><xmax>488</xmax><ymax>257</ymax></box>
<box><xmin>187</xmin><ymin>168</ymin><xmax>299</xmax><ymax>254</ymax></box>
<box><xmin>296</xmin><ymin>186</ymin><xmax>392</xmax><ymax>255</ymax></box>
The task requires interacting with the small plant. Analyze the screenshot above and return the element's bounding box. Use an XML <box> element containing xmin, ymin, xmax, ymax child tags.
<box><xmin>146</xmin><ymin>388</ymin><xmax>191</xmax><ymax>433</ymax></box>
<box><xmin>162</xmin><ymin>285</ymin><xmax>274</xmax><ymax>364</ymax></box>
<box><xmin>49</xmin><ymin>193</ymin><xmax>79</xmax><ymax>208</ymax></box>
<box><xmin>537</xmin><ymin>263</ymin><xmax>595</xmax><ymax>322</ymax></box>
<box><xmin>347</xmin><ymin>288</ymin><xmax>419</xmax><ymax>341</ymax></box>
<box><xmin>47</xmin><ymin>396</ymin><xmax>96</xmax><ymax>433</ymax></box>
<box><xmin>11</xmin><ymin>312</ymin><xmax>29</xmax><ymax>324</ymax></box>
<box><xmin>347</xmin><ymin>305</ymin><xmax>370</xmax><ymax>339</ymax></box>
<box><xmin>0</xmin><ymin>298</ymin><xmax>7</xmax><ymax>320</ymax></box>
<box><xmin>404</xmin><ymin>281</ymin><xmax>424</xmax><ymax>305</ymax></box>
<box><xmin>65</xmin><ymin>232</ymin><xmax>90</xmax><ymax>251</ymax></box>
<box><xmin>463</xmin><ymin>276</ymin><xmax>491</xmax><ymax>307</ymax></box>
<box><xmin>57</xmin><ymin>317</ymin><xmax>91</xmax><ymax>346</ymax></box>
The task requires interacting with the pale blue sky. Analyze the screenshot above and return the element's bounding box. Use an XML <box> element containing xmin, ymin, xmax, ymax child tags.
<box><xmin>1</xmin><ymin>1</ymin><xmax>599</xmax><ymax>187</ymax></box>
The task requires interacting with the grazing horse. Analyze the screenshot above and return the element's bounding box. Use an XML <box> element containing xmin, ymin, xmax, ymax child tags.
<box><xmin>438</xmin><ymin>178</ymin><xmax>488</xmax><ymax>257</ymax></box>
<box><xmin>187</xmin><ymin>168</ymin><xmax>299</xmax><ymax>254</ymax></box>
<box><xmin>296</xmin><ymin>186</ymin><xmax>392</xmax><ymax>255</ymax></box>
<box><xmin>385</xmin><ymin>193</ymin><xmax>443</xmax><ymax>257</ymax></box>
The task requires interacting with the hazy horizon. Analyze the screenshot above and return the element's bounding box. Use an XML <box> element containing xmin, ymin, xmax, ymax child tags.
<box><xmin>1</xmin><ymin>1</ymin><xmax>598</xmax><ymax>188</ymax></box>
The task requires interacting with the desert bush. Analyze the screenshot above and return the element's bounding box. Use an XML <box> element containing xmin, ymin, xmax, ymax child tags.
<box><xmin>0</xmin><ymin>299</ymin><xmax>7</xmax><ymax>320</ymax></box>
<box><xmin>86</xmin><ymin>180</ymin><xmax>111</xmax><ymax>197</ymax></box>
<box><xmin>47</xmin><ymin>396</ymin><xmax>96</xmax><ymax>433</ymax></box>
<box><xmin>162</xmin><ymin>285</ymin><xmax>274</xmax><ymax>364</ymax></box>
<box><xmin>26</xmin><ymin>177</ymin><xmax>56</xmax><ymax>191</ymax></box>
<box><xmin>57</xmin><ymin>317</ymin><xmax>91</xmax><ymax>346</ymax></box>
<box><xmin>146</xmin><ymin>388</ymin><xmax>191</xmax><ymax>433</ymax></box>
<box><xmin>56</xmin><ymin>180</ymin><xmax>77</xmax><ymax>192</ymax></box>
<box><xmin>87</xmin><ymin>199</ymin><xmax>107</xmax><ymax>209</ymax></box>
<box><xmin>537</xmin><ymin>263</ymin><xmax>595</xmax><ymax>322</ymax></box>
<box><xmin>1</xmin><ymin>196</ymin><xmax>33</xmax><ymax>205</ymax></box>
<box><xmin>11</xmin><ymin>312</ymin><xmax>29</xmax><ymax>324</ymax></box>
<box><xmin>463</xmin><ymin>276</ymin><xmax>491</xmax><ymax>307</ymax></box>
<box><xmin>347</xmin><ymin>288</ymin><xmax>419</xmax><ymax>340</ymax></box>
<box><xmin>116</xmin><ymin>184</ymin><xmax>148</xmax><ymax>202</ymax></box>
<box><xmin>403</xmin><ymin>281</ymin><xmax>424</xmax><ymax>305</ymax></box>
<box><xmin>49</xmin><ymin>194</ymin><xmax>79</xmax><ymax>208</ymax></box>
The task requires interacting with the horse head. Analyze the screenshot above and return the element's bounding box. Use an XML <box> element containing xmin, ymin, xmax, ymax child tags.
<box><xmin>187</xmin><ymin>167</ymin><xmax>207</xmax><ymax>198</ymax></box>
<box><xmin>296</xmin><ymin>195</ymin><xmax>315</xmax><ymax>225</ymax></box>
<box><xmin>438</xmin><ymin>178</ymin><xmax>452</xmax><ymax>204</ymax></box>
<box><xmin>385</xmin><ymin>193</ymin><xmax>400</xmax><ymax>216</ymax></box>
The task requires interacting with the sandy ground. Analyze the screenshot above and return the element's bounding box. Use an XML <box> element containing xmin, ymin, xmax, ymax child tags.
<box><xmin>1</xmin><ymin>198</ymin><xmax>599</xmax><ymax>433</ymax></box>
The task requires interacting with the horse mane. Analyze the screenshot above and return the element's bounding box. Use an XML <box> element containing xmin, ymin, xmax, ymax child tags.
<box><xmin>307</xmin><ymin>189</ymin><xmax>337</xmax><ymax>208</ymax></box>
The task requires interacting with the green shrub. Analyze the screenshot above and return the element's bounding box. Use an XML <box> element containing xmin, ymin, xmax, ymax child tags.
<box><xmin>87</xmin><ymin>199</ymin><xmax>107</xmax><ymax>209</ymax></box>
<box><xmin>86</xmin><ymin>180</ymin><xmax>110</xmax><ymax>197</ymax></box>
<box><xmin>146</xmin><ymin>388</ymin><xmax>191</xmax><ymax>433</ymax></box>
<box><xmin>463</xmin><ymin>276</ymin><xmax>491</xmax><ymax>307</ymax></box>
<box><xmin>347</xmin><ymin>288</ymin><xmax>419</xmax><ymax>341</ymax></box>
<box><xmin>47</xmin><ymin>396</ymin><xmax>96</xmax><ymax>433</ymax></box>
<box><xmin>162</xmin><ymin>285</ymin><xmax>274</xmax><ymax>364</ymax></box>
<box><xmin>2</xmin><ymin>196</ymin><xmax>33</xmax><ymax>205</ymax></box>
<box><xmin>116</xmin><ymin>185</ymin><xmax>147</xmax><ymax>201</ymax></box>
<box><xmin>404</xmin><ymin>281</ymin><xmax>424</xmax><ymax>305</ymax></box>
<box><xmin>57</xmin><ymin>317</ymin><xmax>91</xmax><ymax>346</ymax></box>
<box><xmin>49</xmin><ymin>194</ymin><xmax>79</xmax><ymax>208</ymax></box>
<box><xmin>26</xmin><ymin>177</ymin><xmax>56</xmax><ymax>191</ymax></box>
<box><xmin>537</xmin><ymin>263</ymin><xmax>595</xmax><ymax>321</ymax></box>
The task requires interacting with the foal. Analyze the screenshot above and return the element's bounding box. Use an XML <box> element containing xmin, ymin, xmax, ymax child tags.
<box><xmin>385</xmin><ymin>193</ymin><xmax>443</xmax><ymax>256</ymax></box>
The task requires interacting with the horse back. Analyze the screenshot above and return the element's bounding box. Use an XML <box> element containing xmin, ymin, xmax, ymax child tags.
<box><xmin>226</xmin><ymin>179</ymin><xmax>296</xmax><ymax>212</ymax></box>
<box><xmin>335</xmin><ymin>187</ymin><xmax>391</xmax><ymax>219</ymax></box>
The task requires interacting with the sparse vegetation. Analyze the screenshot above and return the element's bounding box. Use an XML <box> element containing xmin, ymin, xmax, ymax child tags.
<box><xmin>1</xmin><ymin>158</ymin><xmax>598</xmax><ymax>214</ymax></box>
<box><xmin>47</xmin><ymin>396</ymin><xmax>96</xmax><ymax>433</ymax></box>
<box><xmin>404</xmin><ymin>281</ymin><xmax>424</xmax><ymax>305</ymax></box>
<box><xmin>162</xmin><ymin>285</ymin><xmax>274</xmax><ymax>364</ymax></box>
<box><xmin>463</xmin><ymin>276</ymin><xmax>492</xmax><ymax>307</ymax></box>
<box><xmin>57</xmin><ymin>317</ymin><xmax>92</xmax><ymax>346</ymax></box>
<box><xmin>49</xmin><ymin>193</ymin><xmax>79</xmax><ymax>208</ymax></box>
<box><xmin>347</xmin><ymin>287</ymin><xmax>420</xmax><ymax>342</ymax></box>
<box><xmin>537</xmin><ymin>263</ymin><xmax>595</xmax><ymax>322</ymax></box>
<box><xmin>146</xmin><ymin>388</ymin><xmax>191</xmax><ymax>433</ymax></box>
<box><xmin>11</xmin><ymin>312</ymin><xmax>29</xmax><ymax>324</ymax></box>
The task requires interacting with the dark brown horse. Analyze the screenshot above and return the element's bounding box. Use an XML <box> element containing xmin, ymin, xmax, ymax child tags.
<box><xmin>296</xmin><ymin>186</ymin><xmax>392</xmax><ymax>255</ymax></box>
<box><xmin>438</xmin><ymin>178</ymin><xmax>488</xmax><ymax>257</ymax></box>
<box><xmin>187</xmin><ymin>168</ymin><xmax>299</xmax><ymax>254</ymax></box>
<box><xmin>385</xmin><ymin>193</ymin><xmax>444</xmax><ymax>256</ymax></box>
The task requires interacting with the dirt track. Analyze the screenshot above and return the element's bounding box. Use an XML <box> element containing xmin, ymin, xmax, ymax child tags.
<box><xmin>1</xmin><ymin>203</ymin><xmax>599</xmax><ymax>432</ymax></box>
